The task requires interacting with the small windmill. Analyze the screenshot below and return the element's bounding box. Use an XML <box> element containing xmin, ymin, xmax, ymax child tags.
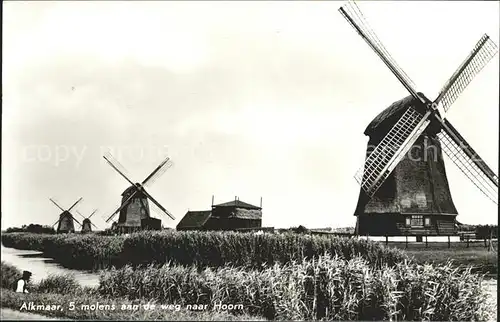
<box><xmin>49</xmin><ymin>197</ymin><xmax>83</xmax><ymax>234</ymax></box>
<box><xmin>339</xmin><ymin>1</ymin><xmax>498</xmax><ymax>238</ymax></box>
<box><xmin>76</xmin><ymin>209</ymin><xmax>99</xmax><ymax>233</ymax></box>
<box><xmin>102</xmin><ymin>152</ymin><xmax>176</xmax><ymax>233</ymax></box>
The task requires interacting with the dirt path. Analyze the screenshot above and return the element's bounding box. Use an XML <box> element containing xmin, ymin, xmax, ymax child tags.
<box><xmin>0</xmin><ymin>308</ymin><xmax>66</xmax><ymax>320</ymax></box>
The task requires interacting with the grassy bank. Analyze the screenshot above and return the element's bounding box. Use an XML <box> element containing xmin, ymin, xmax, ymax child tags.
<box><xmin>1</xmin><ymin>231</ymin><xmax>408</xmax><ymax>270</ymax></box>
<box><xmin>386</xmin><ymin>242</ymin><xmax>498</xmax><ymax>276</ymax></box>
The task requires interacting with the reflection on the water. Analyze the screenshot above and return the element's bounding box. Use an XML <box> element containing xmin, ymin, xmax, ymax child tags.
<box><xmin>1</xmin><ymin>245</ymin><xmax>100</xmax><ymax>287</ymax></box>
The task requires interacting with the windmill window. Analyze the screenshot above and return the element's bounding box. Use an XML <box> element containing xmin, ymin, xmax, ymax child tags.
<box><xmin>405</xmin><ymin>217</ymin><xmax>411</xmax><ymax>227</ymax></box>
<box><xmin>411</xmin><ymin>215</ymin><xmax>424</xmax><ymax>227</ymax></box>
<box><xmin>424</xmin><ymin>217</ymin><xmax>431</xmax><ymax>227</ymax></box>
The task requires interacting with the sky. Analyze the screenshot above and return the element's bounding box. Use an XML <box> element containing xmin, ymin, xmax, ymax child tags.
<box><xmin>2</xmin><ymin>1</ymin><xmax>499</xmax><ymax>230</ymax></box>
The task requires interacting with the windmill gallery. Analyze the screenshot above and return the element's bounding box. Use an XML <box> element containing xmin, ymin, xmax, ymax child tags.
<box><xmin>14</xmin><ymin>3</ymin><xmax>498</xmax><ymax>242</ymax></box>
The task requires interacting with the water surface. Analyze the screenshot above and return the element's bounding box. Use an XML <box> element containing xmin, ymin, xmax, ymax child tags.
<box><xmin>1</xmin><ymin>245</ymin><xmax>100</xmax><ymax>287</ymax></box>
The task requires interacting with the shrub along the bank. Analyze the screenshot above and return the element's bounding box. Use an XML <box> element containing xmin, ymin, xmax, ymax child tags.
<box><xmin>98</xmin><ymin>255</ymin><xmax>493</xmax><ymax>321</ymax></box>
<box><xmin>1</xmin><ymin>231</ymin><xmax>409</xmax><ymax>270</ymax></box>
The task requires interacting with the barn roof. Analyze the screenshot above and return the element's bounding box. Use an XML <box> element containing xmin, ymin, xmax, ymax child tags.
<box><xmin>176</xmin><ymin>210</ymin><xmax>212</xmax><ymax>229</ymax></box>
<box><xmin>212</xmin><ymin>200</ymin><xmax>261</xmax><ymax>210</ymax></box>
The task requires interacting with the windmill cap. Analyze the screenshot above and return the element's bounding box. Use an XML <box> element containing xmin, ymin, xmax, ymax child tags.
<box><xmin>22</xmin><ymin>271</ymin><xmax>32</xmax><ymax>278</ymax></box>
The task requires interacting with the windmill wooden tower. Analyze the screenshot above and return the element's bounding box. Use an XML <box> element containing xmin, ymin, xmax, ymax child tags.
<box><xmin>103</xmin><ymin>152</ymin><xmax>176</xmax><ymax>233</ymax></box>
<box><xmin>339</xmin><ymin>1</ymin><xmax>498</xmax><ymax>241</ymax></box>
<box><xmin>76</xmin><ymin>209</ymin><xmax>99</xmax><ymax>233</ymax></box>
<box><xmin>49</xmin><ymin>197</ymin><xmax>83</xmax><ymax>234</ymax></box>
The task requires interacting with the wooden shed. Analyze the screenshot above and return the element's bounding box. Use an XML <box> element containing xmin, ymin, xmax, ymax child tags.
<box><xmin>176</xmin><ymin>197</ymin><xmax>262</xmax><ymax>231</ymax></box>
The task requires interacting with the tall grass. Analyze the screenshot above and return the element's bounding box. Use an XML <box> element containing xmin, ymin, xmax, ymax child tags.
<box><xmin>35</xmin><ymin>273</ymin><xmax>82</xmax><ymax>294</ymax></box>
<box><xmin>1</xmin><ymin>231</ymin><xmax>408</xmax><ymax>270</ymax></box>
<box><xmin>0</xmin><ymin>261</ymin><xmax>22</xmax><ymax>290</ymax></box>
<box><xmin>98</xmin><ymin>254</ymin><xmax>492</xmax><ymax>321</ymax></box>
<box><xmin>0</xmin><ymin>261</ymin><xmax>264</xmax><ymax>321</ymax></box>
<box><xmin>1</xmin><ymin>254</ymin><xmax>493</xmax><ymax>321</ymax></box>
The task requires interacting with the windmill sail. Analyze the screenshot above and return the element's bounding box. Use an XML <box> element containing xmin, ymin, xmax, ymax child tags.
<box><xmin>142</xmin><ymin>157</ymin><xmax>174</xmax><ymax>188</ymax></box>
<box><xmin>342</xmin><ymin>1</ymin><xmax>498</xmax><ymax>200</ymax></box>
<box><xmin>141</xmin><ymin>188</ymin><xmax>176</xmax><ymax>220</ymax></box>
<box><xmin>355</xmin><ymin>107</ymin><xmax>432</xmax><ymax>196</ymax></box>
<box><xmin>105</xmin><ymin>191</ymin><xmax>138</xmax><ymax>223</ymax></box>
<box><xmin>434</xmin><ymin>34</ymin><xmax>499</xmax><ymax>113</ymax></box>
<box><xmin>339</xmin><ymin>1</ymin><xmax>422</xmax><ymax>102</ymax></box>
<box><xmin>104</xmin><ymin>151</ymin><xmax>175</xmax><ymax>223</ymax></box>
<box><xmin>103</xmin><ymin>155</ymin><xmax>135</xmax><ymax>187</ymax></box>
<box><xmin>437</xmin><ymin>119</ymin><xmax>498</xmax><ymax>204</ymax></box>
<box><xmin>49</xmin><ymin>198</ymin><xmax>65</xmax><ymax>212</ymax></box>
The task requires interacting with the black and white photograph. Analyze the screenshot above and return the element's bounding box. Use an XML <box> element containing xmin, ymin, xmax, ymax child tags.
<box><xmin>1</xmin><ymin>1</ymin><xmax>498</xmax><ymax>320</ymax></box>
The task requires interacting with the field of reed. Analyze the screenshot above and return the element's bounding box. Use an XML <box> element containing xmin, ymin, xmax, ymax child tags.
<box><xmin>1</xmin><ymin>255</ymin><xmax>494</xmax><ymax>321</ymax></box>
<box><xmin>0</xmin><ymin>261</ymin><xmax>262</xmax><ymax>321</ymax></box>
<box><xmin>1</xmin><ymin>231</ymin><xmax>409</xmax><ymax>270</ymax></box>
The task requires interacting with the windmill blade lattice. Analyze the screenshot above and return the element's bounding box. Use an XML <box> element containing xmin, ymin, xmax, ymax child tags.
<box><xmin>76</xmin><ymin>210</ymin><xmax>86</xmax><ymax>220</ymax></box>
<box><xmin>434</xmin><ymin>34</ymin><xmax>499</xmax><ymax>113</ymax></box>
<box><xmin>339</xmin><ymin>1</ymin><xmax>421</xmax><ymax>101</ymax></box>
<box><xmin>70</xmin><ymin>214</ymin><xmax>82</xmax><ymax>227</ymax></box>
<box><xmin>103</xmin><ymin>154</ymin><xmax>136</xmax><ymax>187</ymax></box>
<box><xmin>103</xmin><ymin>151</ymin><xmax>133</xmax><ymax>179</ymax></box>
<box><xmin>104</xmin><ymin>190</ymin><xmax>139</xmax><ymax>223</ymax></box>
<box><xmin>67</xmin><ymin>197</ymin><xmax>83</xmax><ymax>212</ymax></box>
<box><xmin>438</xmin><ymin>124</ymin><xmax>498</xmax><ymax>205</ymax></box>
<box><xmin>143</xmin><ymin>158</ymin><xmax>174</xmax><ymax>189</ymax></box>
<box><xmin>141</xmin><ymin>189</ymin><xmax>176</xmax><ymax>220</ymax></box>
<box><xmin>49</xmin><ymin>198</ymin><xmax>65</xmax><ymax>212</ymax></box>
<box><xmin>355</xmin><ymin>107</ymin><xmax>432</xmax><ymax>197</ymax></box>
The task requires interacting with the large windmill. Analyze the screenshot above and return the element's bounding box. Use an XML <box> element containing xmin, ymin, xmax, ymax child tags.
<box><xmin>102</xmin><ymin>152</ymin><xmax>176</xmax><ymax>233</ymax></box>
<box><xmin>49</xmin><ymin>197</ymin><xmax>83</xmax><ymax>234</ymax></box>
<box><xmin>76</xmin><ymin>209</ymin><xmax>99</xmax><ymax>233</ymax></box>
<box><xmin>339</xmin><ymin>1</ymin><xmax>498</xmax><ymax>241</ymax></box>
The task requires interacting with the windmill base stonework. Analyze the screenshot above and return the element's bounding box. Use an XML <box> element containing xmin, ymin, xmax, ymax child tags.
<box><xmin>353</xmin><ymin>96</ymin><xmax>460</xmax><ymax>241</ymax></box>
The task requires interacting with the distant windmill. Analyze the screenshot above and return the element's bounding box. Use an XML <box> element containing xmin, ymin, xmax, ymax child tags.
<box><xmin>102</xmin><ymin>152</ymin><xmax>176</xmax><ymax>233</ymax></box>
<box><xmin>76</xmin><ymin>209</ymin><xmax>99</xmax><ymax>233</ymax></box>
<box><xmin>339</xmin><ymin>1</ymin><xmax>498</xmax><ymax>238</ymax></box>
<box><xmin>49</xmin><ymin>197</ymin><xmax>83</xmax><ymax>234</ymax></box>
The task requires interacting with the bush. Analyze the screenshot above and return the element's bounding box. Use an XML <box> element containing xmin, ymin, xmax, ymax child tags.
<box><xmin>5</xmin><ymin>224</ymin><xmax>55</xmax><ymax>234</ymax></box>
<box><xmin>98</xmin><ymin>255</ymin><xmax>492</xmax><ymax>321</ymax></box>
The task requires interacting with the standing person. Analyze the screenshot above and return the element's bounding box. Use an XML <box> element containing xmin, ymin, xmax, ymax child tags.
<box><xmin>15</xmin><ymin>271</ymin><xmax>32</xmax><ymax>293</ymax></box>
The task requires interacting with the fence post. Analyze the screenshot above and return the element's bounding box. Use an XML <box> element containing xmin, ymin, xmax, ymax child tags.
<box><xmin>405</xmin><ymin>234</ymin><xmax>408</xmax><ymax>249</ymax></box>
<box><xmin>467</xmin><ymin>236</ymin><xmax>470</xmax><ymax>248</ymax></box>
<box><xmin>488</xmin><ymin>228</ymin><xmax>493</xmax><ymax>252</ymax></box>
<box><xmin>386</xmin><ymin>235</ymin><xmax>388</xmax><ymax>246</ymax></box>
<box><xmin>425</xmin><ymin>235</ymin><xmax>428</xmax><ymax>248</ymax></box>
<box><xmin>448</xmin><ymin>235</ymin><xmax>451</xmax><ymax>248</ymax></box>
